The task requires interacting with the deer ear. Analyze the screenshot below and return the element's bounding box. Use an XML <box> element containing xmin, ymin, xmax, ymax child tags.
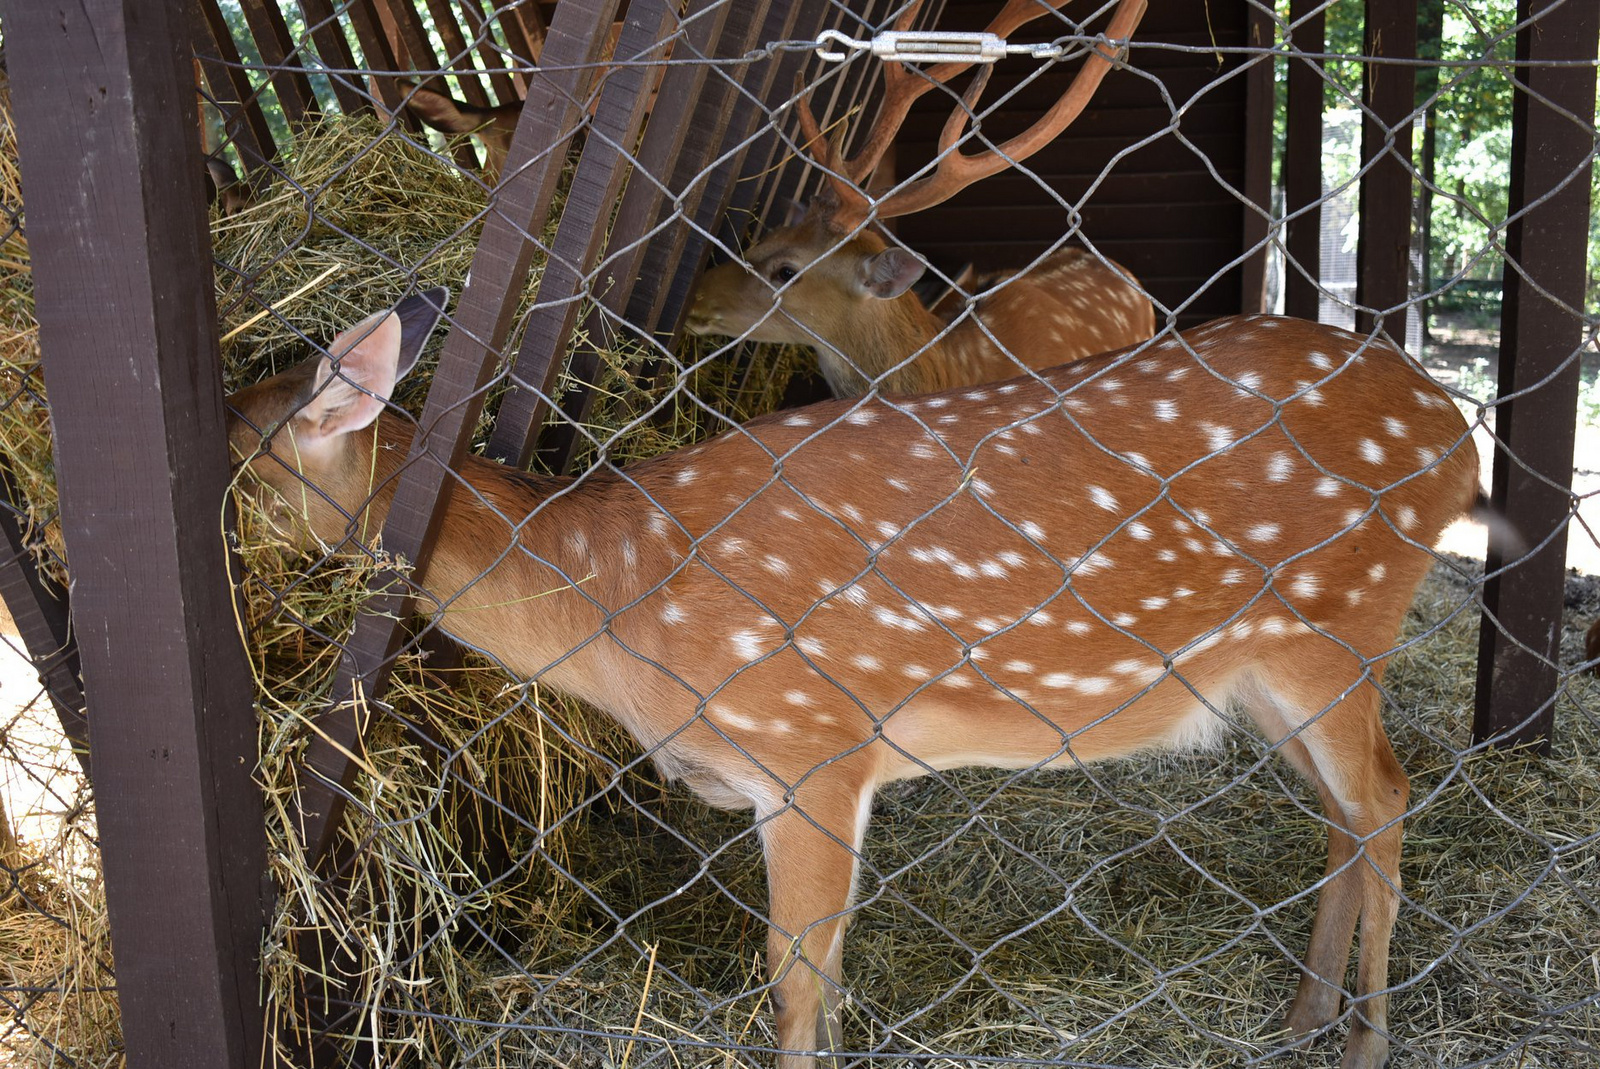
<box><xmin>861</xmin><ymin>247</ymin><xmax>924</xmax><ymax>300</ymax></box>
<box><xmin>300</xmin><ymin>310</ymin><xmax>405</xmax><ymax>446</ymax></box>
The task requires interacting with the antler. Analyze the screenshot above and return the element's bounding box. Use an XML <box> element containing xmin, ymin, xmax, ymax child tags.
<box><xmin>797</xmin><ymin>0</ymin><xmax>1147</xmax><ymax>230</ymax></box>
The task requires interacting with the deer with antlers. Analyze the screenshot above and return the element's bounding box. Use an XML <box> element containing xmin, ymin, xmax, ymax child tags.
<box><xmin>232</xmin><ymin>286</ymin><xmax>1479</xmax><ymax>1069</ymax></box>
<box><xmin>687</xmin><ymin>0</ymin><xmax>1155</xmax><ymax>397</ymax></box>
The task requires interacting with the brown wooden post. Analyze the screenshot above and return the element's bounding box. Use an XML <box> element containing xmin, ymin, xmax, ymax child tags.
<box><xmin>7</xmin><ymin>3</ymin><xmax>271</xmax><ymax>1068</ymax></box>
<box><xmin>1472</xmin><ymin>0</ymin><xmax>1599</xmax><ymax>751</ymax></box>
<box><xmin>1354</xmin><ymin>0</ymin><xmax>1417</xmax><ymax>339</ymax></box>
<box><xmin>1283</xmin><ymin>0</ymin><xmax>1324</xmax><ymax>321</ymax></box>
<box><xmin>1238</xmin><ymin>1</ymin><xmax>1275</xmax><ymax>314</ymax></box>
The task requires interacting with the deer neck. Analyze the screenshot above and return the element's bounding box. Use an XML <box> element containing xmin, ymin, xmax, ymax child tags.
<box><xmin>353</xmin><ymin>420</ymin><xmax>662</xmax><ymax>692</ymax></box>
<box><xmin>813</xmin><ymin>291</ymin><xmax>965</xmax><ymax>396</ymax></box>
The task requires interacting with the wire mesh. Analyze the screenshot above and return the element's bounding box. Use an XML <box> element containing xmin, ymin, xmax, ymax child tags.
<box><xmin>1</xmin><ymin>1</ymin><xmax>1598</xmax><ymax>1067</ymax></box>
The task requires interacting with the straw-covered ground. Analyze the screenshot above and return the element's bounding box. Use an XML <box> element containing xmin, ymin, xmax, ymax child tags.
<box><xmin>0</xmin><ymin>103</ymin><xmax>1597</xmax><ymax>1069</ymax></box>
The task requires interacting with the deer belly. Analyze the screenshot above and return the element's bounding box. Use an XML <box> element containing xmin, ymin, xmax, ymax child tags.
<box><xmin>879</xmin><ymin>679</ymin><xmax>1235</xmax><ymax>776</ymax></box>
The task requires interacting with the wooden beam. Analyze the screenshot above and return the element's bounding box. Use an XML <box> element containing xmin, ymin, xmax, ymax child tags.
<box><xmin>1354</xmin><ymin>0</ymin><xmax>1417</xmax><ymax>339</ymax></box>
<box><xmin>1473</xmin><ymin>0</ymin><xmax>1600</xmax><ymax>750</ymax></box>
<box><xmin>297</xmin><ymin>0</ymin><xmax>625</xmax><ymax>870</ymax></box>
<box><xmin>1283</xmin><ymin>0</ymin><xmax>1324</xmax><ymax>321</ymax></box>
<box><xmin>7</xmin><ymin>3</ymin><xmax>270</xmax><ymax>1067</ymax></box>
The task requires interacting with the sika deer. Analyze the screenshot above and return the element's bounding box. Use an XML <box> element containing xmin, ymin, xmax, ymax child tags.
<box><xmin>686</xmin><ymin>0</ymin><xmax>1156</xmax><ymax>396</ymax></box>
<box><xmin>229</xmin><ymin>292</ymin><xmax>1479</xmax><ymax>1069</ymax></box>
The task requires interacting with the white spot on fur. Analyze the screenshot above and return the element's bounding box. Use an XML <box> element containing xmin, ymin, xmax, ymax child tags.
<box><xmin>1089</xmin><ymin>485</ymin><xmax>1119</xmax><ymax>511</ymax></box>
<box><xmin>1128</xmin><ymin>521</ymin><xmax>1152</xmax><ymax>540</ymax></box>
<box><xmin>1247</xmin><ymin>523</ymin><xmax>1281</xmax><ymax>543</ymax></box>
<box><xmin>1153</xmin><ymin>399</ymin><xmax>1179</xmax><ymax>421</ymax></box>
<box><xmin>1384</xmin><ymin>416</ymin><xmax>1409</xmax><ymax>438</ymax></box>
<box><xmin>1266</xmin><ymin>452</ymin><xmax>1293</xmax><ymax>482</ymax></box>
<box><xmin>1359</xmin><ymin>439</ymin><xmax>1386</xmax><ymax>464</ymax></box>
<box><xmin>1368</xmin><ymin>563</ymin><xmax>1387</xmax><ymax>582</ymax></box>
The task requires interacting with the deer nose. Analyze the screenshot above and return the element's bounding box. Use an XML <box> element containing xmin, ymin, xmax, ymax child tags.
<box><xmin>685</xmin><ymin>289</ymin><xmax>717</xmax><ymax>335</ymax></box>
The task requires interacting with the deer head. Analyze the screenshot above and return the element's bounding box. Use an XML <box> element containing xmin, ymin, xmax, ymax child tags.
<box><xmin>227</xmin><ymin>289</ymin><xmax>449</xmax><ymax>549</ymax></box>
<box><xmin>687</xmin><ymin>0</ymin><xmax>1153</xmax><ymax>396</ymax></box>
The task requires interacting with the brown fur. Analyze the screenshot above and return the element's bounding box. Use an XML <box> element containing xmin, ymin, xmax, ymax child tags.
<box><xmin>230</xmin><ymin>312</ymin><xmax>1477</xmax><ymax>1069</ymax></box>
<box><xmin>687</xmin><ymin>212</ymin><xmax>1156</xmax><ymax>396</ymax></box>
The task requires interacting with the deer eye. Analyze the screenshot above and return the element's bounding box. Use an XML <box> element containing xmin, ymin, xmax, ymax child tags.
<box><xmin>772</xmin><ymin>263</ymin><xmax>798</xmax><ymax>284</ymax></box>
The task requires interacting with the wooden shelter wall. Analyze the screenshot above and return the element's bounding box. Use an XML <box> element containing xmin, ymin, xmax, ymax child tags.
<box><xmin>894</xmin><ymin>0</ymin><xmax>1260</xmax><ymax>328</ymax></box>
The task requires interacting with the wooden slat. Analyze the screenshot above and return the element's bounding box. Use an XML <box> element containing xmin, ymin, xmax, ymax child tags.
<box><xmin>297</xmin><ymin>0</ymin><xmax>625</xmax><ymax>869</ymax></box>
<box><xmin>0</xmin><ymin>474</ymin><xmax>89</xmax><ymax>777</ymax></box>
<box><xmin>1354</xmin><ymin>0</ymin><xmax>1417</xmax><ymax>339</ymax></box>
<box><xmin>194</xmin><ymin>0</ymin><xmax>277</xmax><ymax>168</ymax></box>
<box><xmin>458</xmin><ymin>0</ymin><xmax>526</xmax><ymax>105</ymax></box>
<box><xmin>1473</xmin><ymin>0</ymin><xmax>1600</xmax><ymax>751</ymax></box>
<box><xmin>634</xmin><ymin>0</ymin><xmax>821</xmax><ymax>341</ymax></box>
<box><xmin>345</xmin><ymin>0</ymin><xmax>409</xmax><ymax>112</ymax></box>
<box><xmin>7</xmin><ymin>3</ymin><xmax>270</xmax><ymax>1067</ymax></box>
<box><xmin>378</xmin><ymin>0</ymin><xmax>481</xmax><ymax>168</ymax></box>
<box><xmin>487</xmin><ymin>0</ymin><xmax>702</xmax><ymax>467</ymax></box>
<box><xmin>532</xmin><ymin>0</ymin><xmax>743</xmax><ymax>474</ymax></box>
<box><xmin>294</xmin><ymin>0</ymin><xmax>370</xmax><ymax>115</ymax></box>
<box><xmin>237</xmin><ymin>0</ymin><xmax>322</xmax><ymax>124</ymax></box>
<box><xmin>1283</xmin><ymin>0</ymin><xmax>1324</xmax><ymax>321</ymax></box>
<box><xmin>509</xmin><ymin>0</ymin><xmax>549</xmax><ymax>68</ymax></box>
<box><xmin>421</xmin><ymin>0</ymin><xmax>496</xmax><ymax>106</ymax></box>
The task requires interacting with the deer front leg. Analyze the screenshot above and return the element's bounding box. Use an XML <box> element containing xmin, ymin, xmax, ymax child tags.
<box><xmin>758</xmin><ymin>777</ymin><xmax>874</xmax><ymax>1069</ymax></box>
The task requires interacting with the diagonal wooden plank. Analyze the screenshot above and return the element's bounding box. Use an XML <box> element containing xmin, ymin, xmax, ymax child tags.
<box><xmin>297</xmin><ymin>0</ymin><xmax>625</xmax><ymax>868</ymax></box>
<box><xmin>485</xmin><ymin>0</ymin><xmax>689</xmax><ymax>467</ymax></box>
<box><xmin>0</xmin><ymin>473</ymin><xmax>89</xmax><ymax>778</ymax></box>
<box><xmin>8</xmin><ymin>2</ymin><xmax>270</xmax><ymax>1066</ymax></box>
<box><xmin>528</xmin><ymin>0</ymin><xmax>741</xmax><ymax>473</ymax></box>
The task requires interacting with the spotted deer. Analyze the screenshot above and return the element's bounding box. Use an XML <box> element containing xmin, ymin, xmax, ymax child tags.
<box><xmin>229</xmin><ymin>290</ymin><xmax>1479</xmax><ymax>1069</ymax></box>
<box><xmin>686</xmin><ymin>0</ymin><xmax>1155</xmax><ymax>397</ymax></box>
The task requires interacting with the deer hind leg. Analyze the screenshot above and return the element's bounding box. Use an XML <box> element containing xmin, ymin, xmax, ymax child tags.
<box><xmin>758</xmin><ymin>770</ymin><xmax>876</xmax><ymax>1069</ymax></box>
<box><xmin>1240</xmin><ymin>669</ymin><xmax>1407</xmax><ymax>1069</ymax></box>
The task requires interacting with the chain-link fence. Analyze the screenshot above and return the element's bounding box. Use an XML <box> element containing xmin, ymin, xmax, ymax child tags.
<box><xmin>1</xmin><ymin>1</ymin><xmax>1598</xmax><ymax>1067</ymax></box>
